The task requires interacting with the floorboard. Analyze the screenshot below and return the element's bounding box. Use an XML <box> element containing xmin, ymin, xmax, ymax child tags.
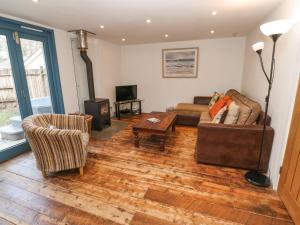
<box><xmin>0</xmin><ymin>115</ymin><xmax>294</xmax><ymax>225</ymax></box>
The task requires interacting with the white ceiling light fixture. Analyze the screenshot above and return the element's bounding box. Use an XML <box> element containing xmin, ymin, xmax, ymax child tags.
<box><xmin>252</xmin><ymin>42</ymin><xmax>264</xmax><ymax>53</ymax></box>
<box><xmin>121</xmin><ymin>38</ymin><xmax>126</xmax><ymax>42</ymax></box>
<box><xmin>100</xmin><ymin>25</ymin><xmax>104</xmax><ymax>29</ymax></box>
<box><xmin>212</xmin><ymin>11</ymin><xmax>217</xmax><ymax>16</ymax></box>
<box><xmin>32</xmin><ymin>0</ymin><xmax>39</xmax><ymax>3</ymax></box>
<box><xmin>210</xmin><ymin>30</ymin><xmax>215</xmax><ymax>34</ymax></box>
<box><xmin>146</xmin><ymin>19</ymin><xmax>151</xmax><ymax>24</ymax></box>
<box><xmin>260</xmin><ymin>19</ymin><xmax>294</xmax><ymax>40</ymax></box>
<box><xmin>164</xmin><ymin>34</ymin><xmax>169</xmax><ymax>38</ymax></box>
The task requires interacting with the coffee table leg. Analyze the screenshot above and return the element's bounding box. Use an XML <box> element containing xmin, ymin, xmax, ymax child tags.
<box><xmin>133</xmin><ymin>130</ymin><xmax>140</xmax><ymax>148</ymax></box>
<box><xmin>160</xmin><ymin>136</ymin><xmax>166</xmax><ymax>151</ymax></box>
<box><xmin>172</xmin><ymin>122</ymin><xmax>176</xmax><ymax>132</ymax></box>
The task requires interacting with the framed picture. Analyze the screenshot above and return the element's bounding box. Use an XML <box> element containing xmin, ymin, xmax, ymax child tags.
<box><xmin>162</xmin><ymin>47</ymin><xmax>199</xmax><ymax>78</ymax></box>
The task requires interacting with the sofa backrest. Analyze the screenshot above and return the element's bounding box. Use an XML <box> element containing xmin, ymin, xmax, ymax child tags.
<box><xmin>225</xmin><ymin>89</ymin><xmax>262</xmax><ymax>125</ymax></box>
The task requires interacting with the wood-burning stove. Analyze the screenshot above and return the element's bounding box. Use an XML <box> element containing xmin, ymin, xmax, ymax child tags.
<box><xmin>84</xmin><ymin>98</ymin><xmax>111</xmax><ymax>131</ymax></box>
<box><xmin>69</xmin><ymin>29</ymin><xmax>111</xmax><ymax>131</ymax></box>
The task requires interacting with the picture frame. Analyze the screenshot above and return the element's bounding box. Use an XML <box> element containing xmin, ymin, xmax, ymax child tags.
<box><xmin>162</xmin><ymin>47</ymin><xmax>199</xmax><ymax>78</ymax></box>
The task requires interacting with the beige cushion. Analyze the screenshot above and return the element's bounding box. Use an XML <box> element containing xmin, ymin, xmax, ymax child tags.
<box><xmin>199</xmin><ymin>111</ymin><xmax>213</xmax><ymax>124</ymax></box>
<box><xmin>224</xmin><ymin>101</ymin><xmax>240</xmax><ymax>124</ymax></box>
<box><xmin>176</xmin><ymin>103</ymin><xmax>209</xmax><ymax>113</ymax></box>
<box><xmin>212</xmin><ymin>106</ymin><xmax>227</xmax><ymax>124</ymax></box>
<box><xmin>208</xmin><ymin>92</ymin><xmax>221</xmax><ymax>109</ymax></box>
<box><xmin>226</xmin><ymin>89</ymin><xmax>261</xmax><ymax>125</ymax></box>
<box><xmin>225</xmin><ymin>89</ymin><xmax>237</xmax><ymax>97</ymax></box>
<box><xmin>82</xmin><ymin>132</ymin><xmax>90</xmax><ymax>148</ymax></box>
<box><xmin>238</xmin><ymin>96</ymin><xmax>261</xmax><ymax>125</ymax></box>
<box><xmin>234</xmin><ymin>98</ymin><xmax>251</xmax><ymax>124</ymax></box>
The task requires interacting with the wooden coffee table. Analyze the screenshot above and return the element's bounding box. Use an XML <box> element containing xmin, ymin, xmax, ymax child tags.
<box><xmin>132</xmin><ymin>112</ymin><xmax>177</xmax><ymax>151</ymax></box>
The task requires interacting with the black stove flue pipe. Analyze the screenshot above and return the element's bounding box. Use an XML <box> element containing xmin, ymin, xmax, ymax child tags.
<box><xmin>80</xmin><ymin>50</ymin><xmax>95</xmax><ymax>101</ymax></box>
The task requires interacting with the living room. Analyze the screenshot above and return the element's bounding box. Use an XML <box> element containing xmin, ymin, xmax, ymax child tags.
<box><xmin>0</xmin><ymin>0</ymin><xmax>300</xmax><ymax>224</ymax></box>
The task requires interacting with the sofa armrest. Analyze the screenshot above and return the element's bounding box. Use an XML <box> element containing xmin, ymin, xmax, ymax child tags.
<box><xmin>196</xmin><ymin>123</ymin><xmax>274</xmax><ymax>172</ymax></box>
<box><xmin>193</xmin><ymin>96</ymin><xmax>211</xmax><ymax>105</ymax></box>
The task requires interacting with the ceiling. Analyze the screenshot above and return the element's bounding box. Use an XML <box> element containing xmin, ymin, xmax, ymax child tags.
<box><xmin>0</xmin><ymin>0</ymin><xmax>282</xmax><ymax>45</ymax></box>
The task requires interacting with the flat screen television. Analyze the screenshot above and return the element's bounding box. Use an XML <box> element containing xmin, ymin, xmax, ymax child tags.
<box><xmin>116</xmin><ymin>85</ymin><xmax>137</xmax><ymax>102</ymax></box>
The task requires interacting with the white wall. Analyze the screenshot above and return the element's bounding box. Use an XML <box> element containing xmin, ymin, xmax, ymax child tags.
<box><xmin>87</xmin><ymin>38</ymin><xmax>122</xmax><ymax>113</ymax></box>
<box><xmin>242</xmin><ymin>0</ymin><xmax>300</xmax><ymax>188</ymax></box>
<box><xmin>121</xmin><ymin>37</ymin><xmax>246</xmax><ymax>112</ymax></box>
<box><xmin>0</xmin><ymin>13</ymin><xmax>79</xmax><ymax>113</ymax></box>
<box><xmin>70</xmin><ymin>37</ymin><xmax>122</xmax><ymax>114</ymax></box>
<box><xmin>54</xmin><ymin>29</ymin><xmax>79</xmax><ymax>113</ymax></box>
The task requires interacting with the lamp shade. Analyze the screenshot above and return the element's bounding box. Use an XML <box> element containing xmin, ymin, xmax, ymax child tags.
<box><xmin>252</xmin><ymin>42</ymin><xmax>264</xmax><ymax>52</ymax></box>
<box><xmin>260</xmin><ymin>20</ymin><xmax>294</xmax><ymax>36</ymax></box>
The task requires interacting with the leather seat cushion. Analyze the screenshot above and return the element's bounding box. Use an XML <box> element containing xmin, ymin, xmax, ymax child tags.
<box><xmin>175</xmin><ymin>110</ymin><xmax>201</xmax><ymax>117</ymax></box>
<box><xmin>176</xmin><ymin>103</ymin><xmax>209</xmax><ymax>113</ymax></box>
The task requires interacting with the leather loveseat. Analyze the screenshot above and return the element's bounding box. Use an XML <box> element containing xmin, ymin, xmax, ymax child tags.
<box><xmin>172</xmin><ymin>89</ymin><xmax>274</xmax><ymax>172</ymax></box>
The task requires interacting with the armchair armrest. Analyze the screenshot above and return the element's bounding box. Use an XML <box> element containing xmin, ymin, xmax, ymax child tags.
<box><xmin>193</xmin><ymin>96</ymin><xmax>212</xmax><ymax>105</ymax></box>
<box><xmin>196</xmin><ymin>123</ymin><xmax>274</xmax><ymax>172</ymax></box>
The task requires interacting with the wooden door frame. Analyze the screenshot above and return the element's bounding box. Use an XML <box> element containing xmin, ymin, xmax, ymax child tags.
<box><xmin>278</xmin><ymin>75</ymin><xmax>300</xmax><ymax>224</ymax></box>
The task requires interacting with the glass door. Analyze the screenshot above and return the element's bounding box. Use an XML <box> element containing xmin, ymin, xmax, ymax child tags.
<box><xmin>0</xmin><ymin>17</ymin><xmax>64</xmax><ymax>162</ymax></box>
<box><xmin>0</xmin><ymin>32</ymin><xmax>27</xmax><ymax>152</ymax></box>
<box><xmin>19</xmin><ymin>36</ymin><xmax>53</xmax><ymax>115</ymax></box>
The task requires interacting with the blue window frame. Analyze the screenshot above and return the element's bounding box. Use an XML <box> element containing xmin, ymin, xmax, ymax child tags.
<box><xmin>0</xmin><ymin>16</ymin><xmax>65</xmax><ymax>162</ymax></box>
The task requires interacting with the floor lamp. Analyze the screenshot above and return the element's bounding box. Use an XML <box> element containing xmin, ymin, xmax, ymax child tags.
<box><xmin>245</xmin><ymin>20</ymin><xmax>294</xmax><ymax>187</ymax></box>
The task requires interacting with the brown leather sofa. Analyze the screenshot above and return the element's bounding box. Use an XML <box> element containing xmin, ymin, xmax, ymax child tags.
<box><xmin>172</xmin><ymin>89</ymin><xmax>274</xmax><ymax>172</ymax></box>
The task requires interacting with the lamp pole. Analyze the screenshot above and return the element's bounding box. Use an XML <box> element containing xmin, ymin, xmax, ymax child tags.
<box><xmin>244</xmin><ymin>20</ymin><xmax>293</xmax><ymax>187</ymax></box>
<box><xmin>245</xmin><ymin>36</ymin><xmax>279</xmax><ymax>187</ymax></box>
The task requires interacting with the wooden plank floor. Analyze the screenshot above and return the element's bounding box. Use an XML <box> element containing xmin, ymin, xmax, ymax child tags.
<box><xmin>0</xmin><ymin>115</ymin><xmax>294</xmax><ymax>225</ymax></box>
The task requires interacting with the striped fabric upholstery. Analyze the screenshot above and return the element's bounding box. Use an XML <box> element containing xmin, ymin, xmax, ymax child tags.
<box><xmin>22</xmin><ymin>114</ymin><xmax>89</xmax><ymax>173</ymax></box>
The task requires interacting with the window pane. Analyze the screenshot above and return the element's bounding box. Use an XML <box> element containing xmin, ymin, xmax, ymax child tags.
<box><xmin>20</xmin><ymin>38</ymin><xmax>53</xmax><ymax>114</ymax></box>
<box><xmin>0</xmin><ymin>35</ymin><xmax>25</xmax><ymax>151</ymax></box>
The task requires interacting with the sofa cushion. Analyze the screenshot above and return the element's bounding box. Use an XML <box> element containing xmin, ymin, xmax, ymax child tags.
<box><xmin>234</xmin><ymin>98</ymin><xmax>251</xmax><ymax>124</ymax></box>
<box><xmin>224</xmin><ymin>101</ymin><xmax>240</xmax><ymax>124</ymax></box>
<box><xmin>238</xmin><ymin>96</ymin><xmax>261</xmax><ymax>125</ymax></box>
<box><xmin>225</xmin><ymin>89</ymin><xmax>261</xmax><ymax>125</ymax></box>
<box><xmin>175</xmin><ymin>110</ymin><xmax>201</xmax><ymax>117</ymax></box>
<box><xmin>208</xmin><ymin>92</ymin><xmax>221</xmax><ymax>109</ymax></box>
<box><xmin>176</xmin><ymin>103</ymin><xmax>209</xmax><ymax>113</ymax></box>
<box><xmin>199</xmin><ymin>111</ymin><xmax>212</xmax><ymax>124</ymax></box>
<box><xmin>209</xmin><ymin>96</ymin><xmax>231</xmax><ymax>118</ymax></box>
<box><xmin>212</xmin><ymin>106</ymin><xmax>227</xmax><ymax>124</ymax></box>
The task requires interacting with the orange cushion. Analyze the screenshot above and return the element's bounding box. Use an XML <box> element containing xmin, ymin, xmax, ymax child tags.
<box><xmin>226</xmin><ymin>98</ymin><xmax>233</xmax><ymax>106</ymax></box>
<box><xmin>209</xmin><ymin>96</ymin><xmax>231</xmax><ymax>118</ymax></box>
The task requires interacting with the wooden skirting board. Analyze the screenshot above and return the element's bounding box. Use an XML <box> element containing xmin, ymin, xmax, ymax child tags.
<box><xmin>0</xmin><ymin>114</ymin><xmax>294</xmax><ymax>225</ymax></box>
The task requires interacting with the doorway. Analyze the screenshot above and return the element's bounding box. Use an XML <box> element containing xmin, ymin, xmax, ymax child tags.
<box><xmin>278</xmin><ymin>76</ymin><xmax>300</xmax><ymax>225</ymax></box>
<box><xmin>0</xmin><ymin>17</ymin><xmax>64</xmax><ymax>161</ymax></box>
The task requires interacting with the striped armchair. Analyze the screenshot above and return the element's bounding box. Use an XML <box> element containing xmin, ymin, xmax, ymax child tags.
<box><xmin>22</xmin><ymin>114</ymin><xmax>90</xmax><ymax>177</ymax></box>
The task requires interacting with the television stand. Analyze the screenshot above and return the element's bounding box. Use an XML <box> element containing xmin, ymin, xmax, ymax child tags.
<box><xmin>114</xmin><ymin>99</ymin><xmax>142</xmax><ymax>119</ymax></box>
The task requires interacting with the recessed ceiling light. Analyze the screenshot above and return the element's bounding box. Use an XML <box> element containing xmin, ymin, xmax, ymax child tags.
<box><xmin>100</xmin><ymin>25</ymin><xmax>104</xmax><ymax>29</ymax></box>
<box><xmin>164</xmin><ymin>34</ymin><xmax>169</xmax><ymax>38</ymax></box>
<box><xmin>32</xmin><ymin>0</ymin><xmax>39</xmax><ymax>3</ymax></box>
<box><xmin>210</xmin><ymin>30</ymin><xmax>215</xmax><ymax>34</ymax></box>
<box><xmin>146</xmin><ymin>19</ymin><xmax>151</xmax><ymax>24</ymax></box>
<box><xmin>212</xmin><ymin>11</ymin><xmax>217</xmax><ymax>16</ymax></box>
<box><xmin>121</xmin><ymin>38</ymin><xmax>126</xmax><ymax>42</ymax></box>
